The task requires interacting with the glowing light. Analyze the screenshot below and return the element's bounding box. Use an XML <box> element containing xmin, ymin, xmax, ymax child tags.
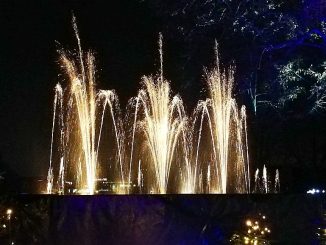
<box><xmin>307</xmin><ymin>188</ymin><xmax>326</xmax><ymax>194</ymax></box>
<box><xmin>133</xmin><ymin>74</ymin><xmax>186</xmax><ymax>193</ymax></box>
<box><xmin>46</xmin><ymin>16</ymin><xmax>125</xmax><ymax>195</ymax></box>
<box><xmin>194</xmin><ymin>44</ymin><xmax>250</xmax><ymax>193</ymax></box>
<box><xmin>129</xmin><ymin>34</ymin><xmax>192</xmax><ymax>194</ymax></box>
<box><xmin>46</xmin><ymin>19</ymin><xmax>251</xmax><ymax>194</ymax></box>
<box><xmin>6</xmin><ymin>209</ymin><xmax>12</xmax><ymax>221</ymax></box>
<box><xmin>232</xmin><ymin>214</ymin><xmax>271</xmax><ymax>244</ymax></box>
<box><xmin>254</xmin><ymin>167</ymin><xmax>280</xmax><ymax>193</ymax></box>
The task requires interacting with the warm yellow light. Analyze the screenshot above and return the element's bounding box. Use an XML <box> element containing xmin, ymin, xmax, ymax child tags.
<box><xmin>246</xmin><ymin>220</ymin><xmax>252</xmax><ymax>226</ymax></box>
<box><xmin>262</xmin><ymin>215</ymin><xmax>266</xmax><ymax>219</ymax></box>
<box><xmin>6</xmin><ymin>209</ymin><xmax>12</xmax><ymax>215</ymax></box>
<box><xmin>248</xmin><ymin>229</ymin><xmax>251</xmax><ymax>234</ymax></box>
<box><xmin>261</xmin><ymin>231</ymin><xmax>264</xmax><ymax>235</ymax></box>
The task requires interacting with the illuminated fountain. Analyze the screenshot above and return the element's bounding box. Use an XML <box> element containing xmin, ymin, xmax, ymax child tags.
<box><xmin>253</xmin><ymin>165</ymin><xmax>280</xmax><ymax>193</ymax></box>
<box><xmin>193</xmin><ymin>44</ymin><xmax>250</xmax><ymax>193</ymax></box>
<box><xmin>128</xmin><ymin>34</ymin><xmax>189</xmax><ymax>194</ymax></box>
<box><xmin>47</xmin><ymin>17</ymin><xmax>125</xmax><ymax>194</ymax></box>
<box><xmin>128</xmin><ymin>75</ymin><xmax>186</xmax><ymax>194</ymax></box>
<box><xmin>46</xmin><ymin>19</ymin><xmax>256</xmax><ymax>194</ymax></box>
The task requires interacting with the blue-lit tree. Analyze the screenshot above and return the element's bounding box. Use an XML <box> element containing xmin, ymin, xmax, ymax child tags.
<box><xmin>276</xmin><ymin>59</ymin><xmax>326</xmax><ymax>113</ymax></box>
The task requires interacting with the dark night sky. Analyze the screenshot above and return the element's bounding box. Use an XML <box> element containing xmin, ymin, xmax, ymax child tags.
<box><xmin>0</xmin><ymin>0</ymin><xmax>167</xmax><ymax>177</ymax></box>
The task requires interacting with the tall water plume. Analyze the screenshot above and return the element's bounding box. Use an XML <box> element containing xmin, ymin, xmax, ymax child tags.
<box><xmin>194</xmin><ymin>43</ymin><xmax>250</xmax><ymax>193</ymax></box>
<box><xmin>253</xmin><ymin>166</ymin><xmax>280</xmax><ymax>193</ymax></box>
<box><xmin>128</xmin><ymin>34</ymin><xmax>188</xmax><ymax>194</ymax></box>
<box><xmin>47</xmin><ymin>16</ymin><xmax>124</xmax><ymax>194</ymax></box>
